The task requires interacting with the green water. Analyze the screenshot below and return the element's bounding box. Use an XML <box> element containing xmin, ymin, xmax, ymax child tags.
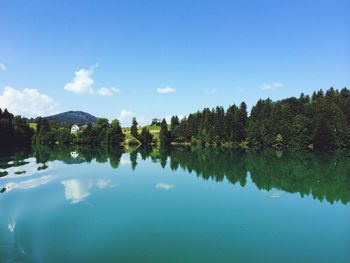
<box><xmin>0</xmin><ymin>146</ymin><xmax>349</xmax><ymax>263</ymax></box>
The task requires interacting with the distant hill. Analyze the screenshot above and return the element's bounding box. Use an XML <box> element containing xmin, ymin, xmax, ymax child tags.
<box><xmin>44</xmin><ymin>111</ymin><xmax>97</xmax><ymax>125</ymax></box>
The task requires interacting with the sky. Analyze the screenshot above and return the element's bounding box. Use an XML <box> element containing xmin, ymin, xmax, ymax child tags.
<box><xmin>0</xmin><ymin>0</ymin><xmax>349</xmax><ymax>126</ymax></box>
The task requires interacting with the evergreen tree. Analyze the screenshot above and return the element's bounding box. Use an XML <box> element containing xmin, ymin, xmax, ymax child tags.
<box><xmin>159</xmin><ymin>119</ymin><xmax>171</xmax><ymax>145</ymax></box>
<box><xmin>94</xmin><ymin>118</ymin><xmax>110</xmax><ymax>144</ymax></box>
<box><xmin>107</xmin><ymin>119</ymin><xmax>125</xmax><ymax>145</ymax></box>
<box><xmin>139</xmin><ymin>127</ymin><xmax>153</xmax><ymax>145</ymax></box>
<box><xmin>130</xmin><ymin>117</ymin><xmax>139</xmax><ymax>139</ymax></box>
<box><xmin>170</xmin><ymin>115</ymin><xmax>180</xmax><ymax>141</ymax></box>
<box><xmin>236</xmin><ymin>102</ymin><xmax>247</xmax><ymax>142</ymax></box>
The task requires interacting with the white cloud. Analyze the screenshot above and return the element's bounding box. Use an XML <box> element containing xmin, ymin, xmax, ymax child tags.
<box><xmin>165</xmin><ymin>114</ymin><xmax>185</xmax><ymax>124</ymax></box>
<box><xmin>165</xmin><ymin>115</ymin><xmax>172</xmax><ymax>123</ymax></box>
<box><xmin>64</xmin><ymin>65</ymin><xmax>121</xmax><ymax>96</ymax></box>
<box><xmin>157</xmin><ymin>86</ymin><xmax>176</xmax><ymax>94</ymax></box>
<box><xmin>261</xmin><ymin>82</ymin><xmax>284</xmax><ymax>91</ymax></box>
<box><xmin>117</xmin><ymin>110</ymin><xmax>146</xmax><ymax>126</ymax></box>
<box><xmin>97</xmin><ymin>87</ymin><xmax>120</xmax><ymax>96</ymax></box>
<box><xmin>118</xmin><ymin>110</ymin><xmax>133</xmax><ymax>122</ymax></box>
<box><xmin>137</xmin><ymin>116</ymin><xmax>146</xmax><ymax>126</ymax></box>
<box><xmin>0</xmin><ymin>63</ymin><xmax>6</xmax><ymax>71</ymax></box>
<box><xmin>156</xmin><ymin>182</ymin><xmax>174</xmax><ymax>190</ymax></box>
<box><xmin>0</xmin><ymin>86</ymin><xmax>59</xmax><ymax>117</ymax></box>
<box><xmin>64</xmin><ymin>65</ymin><xmax>98</xmax><ymax>94</ymax></box>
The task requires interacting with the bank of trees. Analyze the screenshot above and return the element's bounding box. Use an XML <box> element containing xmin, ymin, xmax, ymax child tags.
<box><xmin>128</xmin><ymin>117</ymin><xmax>154</xmax><ymax>145</ymax></box>
<box><xmin>0</xmin><ymin>108</ymin><xmax>34</xmax><ymax>146</ymax></box>
<box><xmin>34</xmin><ymin>118</ymin><xmax>125</xmax><ymax>145</ymax></box>
<box><xmin>33</xmin><ymin>116</ymin><xmax>155</xmax><ymax>146</ymax></box>
<box><xmin>2</xmin><ymin>87</ymin><xmax>349</xmax><ymax>150</ymax></box>
<box><xmin>162</xmin><ymin>87</ymin><xmax>350</xmax><ymax>150</ymax></box>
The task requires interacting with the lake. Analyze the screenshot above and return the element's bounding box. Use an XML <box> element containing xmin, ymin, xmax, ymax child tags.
<box><xmin>0</xmin><ymin>145</ymin><xmax>349</xmax><ymax>263</ymax></box>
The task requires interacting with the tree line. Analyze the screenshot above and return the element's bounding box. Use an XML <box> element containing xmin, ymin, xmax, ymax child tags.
<box><xmin>33</xmin><ymin>116</ymin><xmax>154</xmax><ymax>146</ymax></box>
<box><xmin>160</xmin><ymin>87</ymin><xmax>350</xmax><ymax>150</ymax></box>
<box><xmin>0</xmin><ymin>108</ymin><xmax>34</xmax><ymax>146</ymax></box>
<box><xmin>1</xmin><ymin>87</ymin><xmax>349</xmax><ymax>150</ymax></box>
<box><xmin>34</xmin><ymin>118</ymin><xmax>125</xmax><ymax>145</ymax></box>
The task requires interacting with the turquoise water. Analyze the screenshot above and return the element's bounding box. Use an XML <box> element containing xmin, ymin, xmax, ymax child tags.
<box><xmin>0</xmin><ymin>146</ymin><xmax>349</xmax><ymax>263</ymax></box>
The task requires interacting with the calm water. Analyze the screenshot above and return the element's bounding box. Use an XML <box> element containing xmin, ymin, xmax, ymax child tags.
<box><xmin>0</xmin><ymin>146</ymin><xmax>349</xmax><ymax>263</ymax></box>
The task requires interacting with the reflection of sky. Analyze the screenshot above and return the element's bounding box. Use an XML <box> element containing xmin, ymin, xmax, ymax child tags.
<box><xmin>8</xmin><ymin>218</ymin><xmax>16</xmax><ymax>232</ymax></box>
<box><xmin>156</xmin><ymin>182</ymin><xmax>174</xmax><ymax>190</ymax></box>
<box><xmin>3</xmin><ymin>175</ymin><xmax>53</xmax><ymax>193</ymax></box>
<box><xmin>261</xmin><ymin>188</ymin><xmax>283</xmax><ymax>199</ymax></box>
<box><xmin>120</xmin><ymin>154</ymin><xmax>131</xmax><ymax>165</ymax></box>
<box><xmin>62</xmin><ymin>179</ymin><xmax>92</xmax><ymax>204</ymax></box>
<box><xmin>0</xmin><ymin>157</ymin><xmax>52</xmax><ymax>180</ymax></box>
<box><xmin>62</xmin><ymin>179</ymin><xmax>115</xmax><ymax>204</ymax></box>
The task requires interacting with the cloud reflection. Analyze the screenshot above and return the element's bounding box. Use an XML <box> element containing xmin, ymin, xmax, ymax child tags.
<box><xmin>62</xmin><ymin>179</ymin><xmax>115</xmax><ymax>204</ymax></box>
<box><xmin>2</xmin><ymin>175</ymin><xmax>52</xmax><ymax>193</ymax></box>
<box><xmin>62</xmin><ymin>179</ymin><xmax>92</xmax><ymax>204</ymax></box>
<box><xmin>120</xmin><ymin>155</ymin><xmax>131</xmax><ymax>165</ymax></box>
<box><xmin>1</xmin><ymin>157</ymin><xmax>51</xmax><ymax>179</ymax></box>
<box><xmin>8</xmin><ymin>218</ymin><xmax>16</xmax><ymax>232</ymax></box>
<box><xmin>156</xmin><ymin>182</ymin><xmax>174</xmax><ymax>190</ymax></box>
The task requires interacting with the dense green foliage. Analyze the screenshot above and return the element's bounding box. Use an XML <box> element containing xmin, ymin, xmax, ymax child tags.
<box><xmin>2</xmin><ymin>87</ymin><xmax>349</xmax><ymax>151</ymax></box>
<box><xmin>34</xmin><ymin>117</ymin><xmax>124</xmax><ymax>145</ymax></box>
<box><xmin>0</xmin><ymin>108</ymin><xmax>34</xmax><ymax>146</ymax></box>
<box><xmin>165</xmin><ymin>87</ymin><xmax>350</xmax><ymax>150</ymax></box>
<box><xmin>159</xmin><ymin>118</ymin><xmax>171</xmax><ymax>145</ymax></box>
<box><xmin>130</xmin><ymin>117</ymin><xmax>139</xmax><ymax>139</ymax></box>
<box><xmin>107</xmin><ymin>119</ymin><xmax>125</xmax><ymax>145</ymax></box>
<box><xmin>139</xmin><ymin>127</ymin><xmax>153</xmax><ymax>145</ymax></box>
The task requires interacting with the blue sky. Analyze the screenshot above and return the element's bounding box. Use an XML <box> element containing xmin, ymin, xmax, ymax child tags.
<box><xmin>0</xmin><ymin>0</ymin><xmax>349</xmax><ymax>126</ymax></box>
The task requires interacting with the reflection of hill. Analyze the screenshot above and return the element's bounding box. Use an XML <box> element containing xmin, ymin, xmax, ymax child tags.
<box><xmin>137</xmin><ymin>147</ymin><xmax>350</xmax><ymax>205</ymax></box>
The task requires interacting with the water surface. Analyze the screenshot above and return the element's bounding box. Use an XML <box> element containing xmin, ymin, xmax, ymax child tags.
<box><xmin>0</xmin><ymin>146</ymin><xmax>349</xmax><ymax>263</ymax></box>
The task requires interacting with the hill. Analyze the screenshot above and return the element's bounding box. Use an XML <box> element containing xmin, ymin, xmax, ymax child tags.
<box><xmin>44</xmin><ymin>111</ymin><xmax>97</xmax><ymax>125</ymax></box>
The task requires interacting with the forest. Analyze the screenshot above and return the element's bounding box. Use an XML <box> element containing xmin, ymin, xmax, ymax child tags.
<box><xmin>0</xmin><ymin>87</ymin><xmax>349</xmax><ymax>150</ymax></box>
<box><xmin>164</xmin><ymin>87</ymin><xmax>350</xmax><ymax>150</ymax></box>
<box><xmin>0</xmin><ymin>108</ymin><xmax>34</xmax><ymax>146</ymax></box>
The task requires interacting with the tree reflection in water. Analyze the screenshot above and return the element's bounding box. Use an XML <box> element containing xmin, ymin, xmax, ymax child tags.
<box><xmin>1</xmin><ymin>145</ymin><xmax>349</xmax><ymax>205</ymax></box>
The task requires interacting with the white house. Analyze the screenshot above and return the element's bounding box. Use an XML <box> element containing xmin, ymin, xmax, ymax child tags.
<box><xmin>70</xmin><ymin>151</ymin><xmax>79</xmax><ymax>158</ymax></box>
<box><xmin>70</xmin><ymin>124</ymin><xmax>80</xmax><ymax>134</ymax></box>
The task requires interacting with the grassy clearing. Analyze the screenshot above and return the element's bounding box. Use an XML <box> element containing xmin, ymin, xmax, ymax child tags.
<box><xmin>122</xmin><ymin>125</ymin><xmax>161</xmax><ymax>144</ymax></box>
<box><xmin>144</xmin><ymin>125</ymin><xmax>161</xmax><ymax>132</ymax></box>
<box><xmin>29</xmin><ymin>123</ymin><xmax>37</xmax><ymax>131</ymax></box>
<box><xmin>124</xmin><ymin>133</ymin><xmax>141</xmax><ymax>146</ymax></box>
<box><xmin>123</xmin><ymin>125</ymin><xmax>160</xmax><ymax>133</ymax></box>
